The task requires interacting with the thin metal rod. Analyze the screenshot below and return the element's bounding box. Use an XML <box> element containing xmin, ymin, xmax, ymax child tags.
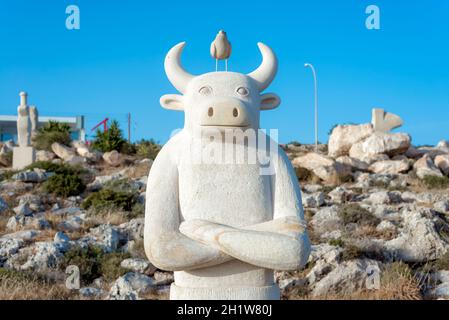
<box><xmin>305</xmin><ymin>63</ymin><xmax>318</xmax><ymax>152</ymax></box>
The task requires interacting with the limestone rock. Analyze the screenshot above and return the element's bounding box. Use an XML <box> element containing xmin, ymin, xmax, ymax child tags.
<box><xmin>0</xmin><ymin>237</ymin><xmax>24</xmax><ymax>258</ymax></box>
<box><xmin>311</xmin><ymin>259</ymin><xmax>381</xmax><ymax>297</ymax></box>
<box><xmin>349</xmin><ymin>132</ymin><xmax>411</xmax><ymax>160</ymax></box>
<box><xmin>413</xmin><ymin>155</ymin><xmax>443</xmax><ymax>179</ymax></box>
<box><xmin>368</xmin><ymin>191</ymin><xmax>402</xmax><ymax>205</ymax></box>
<box><xmin>36</xmin><ymin>150</ymin><xmax>55</xmax><ymax>162</ymax></box>
<box><xmin>73</xmin><ymin>141</ymin><xmax>100</xmax><ymax>161</ymax></box>
<box><xmin>336</xmin><ymin>156</ymin><xmax>369</xmax><ymax>172</ymax></box>
<box><xmin>384</xmin><ymin>208</ymin><xmax>449</xmax><ymax>262</ymax></box>
<box><xmin>51</xmin><ymin>142</ymin><xmax>84</xmax><ymax>165</ymax></box>
<box><xmin>369</xmin><ymin>159</ymin><xmax>410</xmax><ymax>175</ymax></box>
<box><xmin>292</xmin><ymin>153</ymin><xmax>350</xmax><ymax>183</ymax></box>
<box><xmin>103</xmin><ymin>151</ymin><xmax>122</xmax><ymax>167</ymax></box>
<box><xmin>310</xmin><ymin>206</ymin><xmax>341</xmax><ymax>235</ymax></box>
<box><xmin>328</xmin><ymin>124</ymin><xmax>374</xmax><ymax>158</ymax></box>
<box><xmin>108</xmin><ymin>272</ymin><xmax>154</xmax><ymax>300</ymax></box>
<box><xmin>79</xmin><ymin>287</ymin><xmax>106</xmax><ymax>298</ymax></box>
<box><xmin>435</xmin><ymin>154</ymin><xmax>449</xmax><ymax>176</ymax></box>
<box><xmin>120</xmin><ymin>258</ymin><xmax>152</xmax><ymax>274</ymax></box>
<box><xmin>13</xmin><ymin>169</ymin><xmax>53</xmax><ymax>183</ymax></box>
<box><xmin>302</xmin><ymin>192</ymin><xmax>325</xmax><ymax>208</ymax></box>
<box><xmin>21</xmin><ymin>241</ymin><xmax>64</xmax><ymax>272</ymax></box>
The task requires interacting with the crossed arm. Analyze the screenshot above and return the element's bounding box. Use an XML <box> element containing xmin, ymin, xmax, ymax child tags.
<box><xmin>144</xmin><ymin>145</ymin><xmax>311</xmax><ymax>272</ymax></box>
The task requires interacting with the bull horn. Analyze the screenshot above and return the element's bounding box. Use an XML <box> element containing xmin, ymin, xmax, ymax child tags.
<box><xmin>247</xmin><ymin>43</ymin><xmax>278</xmax><ymax>92</ymax></box>
<box><xmin>164</xmin><ymin>42</ymin><xmax>195</xmax><ymax>93</ymax></box>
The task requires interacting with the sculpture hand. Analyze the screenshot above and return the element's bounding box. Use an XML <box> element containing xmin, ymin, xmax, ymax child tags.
<box><xmin>179</xmin><ymin>219</ymin><xmax>233</xmax><ymax>250</ymax></box>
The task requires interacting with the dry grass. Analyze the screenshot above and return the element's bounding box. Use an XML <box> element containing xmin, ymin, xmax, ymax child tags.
<box><xmin>0</xmin><ymin>269</ymin><xmax>77</xmax><ymax>300</ymax></box>
<box><xmin>351</xmin><ymin>225</ymin><xmax>398</xmax><ymax>241</ymax></box>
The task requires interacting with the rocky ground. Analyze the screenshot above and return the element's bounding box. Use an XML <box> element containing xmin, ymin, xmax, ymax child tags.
<box><xmin>1</xmin><ymin>123</ymin><xmax>449</xmax><ymax>300</ymax></box>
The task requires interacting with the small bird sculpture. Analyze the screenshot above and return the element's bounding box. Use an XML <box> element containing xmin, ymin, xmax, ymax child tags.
<box><xmin>210</xmin><ymin>30</ymin><xmax>232</xmax><ymax>72</ymax></box>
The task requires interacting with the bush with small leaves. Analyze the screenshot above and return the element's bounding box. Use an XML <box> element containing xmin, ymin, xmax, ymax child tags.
<box><xmin>135</xmin><ymin>139</ymin><xmax>161</xmax><ymax>160</ymax></box>
<box><xmin>338</xmin><ymin>203</ymin><xmax>380</xmax><ymax>226</ymax></box>
<box><xmin>82</xmin><ymin>188</ymin><xmax>136</xmax><ymax>212</ymax></box>
<box><xmin>60</xmin><ymin>245</ymin><xmax>130</xmax><ymax>284</ymax></box>
<box><xmin>421</xmin><ymin>175</ymin><xmax>449</xmax><ymax>189</ymax></box>
<box><xmin>33</xmin><ymin>121</ymin><xmax>72</xmax><ymax>151</ymax></box>
<box><xmin>91</xmin><ymin>120</ymin><xmax>126</xmax><ymax>153</ymax></box>
<box><xmin>43</xmin><ymin>173</ymin><xmax>86</xmax><ymax>197</ymax></box>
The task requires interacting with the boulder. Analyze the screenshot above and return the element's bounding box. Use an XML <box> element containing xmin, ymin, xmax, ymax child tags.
<box><xmin>368</xmin><ymin>191</ymin><xmax>402</xmax><ymax>205</ymax></box>
<box><xmin>413</xmin><ymin>155</ymin><xmax>443</xmax><ymax>179</ymax></box>
<box><xmin>36</xmin><ymin>150</ymin><xmax>56</xmax><ymax>162</ymax></box>
<box><xmin>120</xmin><ymin>258</ymin><xmax>153</xmax><ymax>274</ymax></box>
<box><xmin>369</xmin><ymin>159</ymin><xmax>410</xmax><ymax>175</ymax></box>
<box><xmin>108</xmin><ymin>272</ymin><xmax>154</xmax><ymax>300</ymax></box>
<box><xmin>310</xmin><ymin>206</ymin><xmax>341</xmax><ymax>235</ymax></box>
<box><xmin>13</xmin><ymin>203</ymin><xmax>33</xmax><ymax>216</ymax></box>
<box><xmin>328</xmin><ymin>124</ymin><xmax>374</xmax><ymax>158</ymax></box>
<box><xmin>311</xmin><ymin>259</ymin><xmax>381</xmax><ymax>297</ymax></box>
<box><xmin>336</xmin><ymin>156</ymin><xmax>369</xmax><ymax>172</ymax></box>
<box><xmin>349</xmin><ymin>132</ymin><xmax>411</xmax><ymax>160</ymax></box>
<box><xmin>384</xmin><ymin>208</ymin><xmax>449</xmax><ymax>262</ymax></box>
<box><xmin>302</xmin><ymin>192</ymin><xmax>325</xmax><ymax>208</ymax></box>
<box><xmin>12</xmin><ymin>169</ymin><xmax>53</xmax><ymax>183</ymax></box>
<box><xmin>20</xmin><ymin>241</ymin><xmax>65</xmax><ymax>272</ymax></box>
<box><xmin>51</xmin><ymin>142</ymin><xmax>84</xmax><ymax>165</ymax></box>
<box><xmin>103</xmin><ymin>151</ymin><xmax>122</xmax><ymax>167</ymax></box>
<box><xmin>435</xmin><ymin>154</ymin><xmax>449</xmax><ymax>176</ymax></box>
<box><xmin>437</xmin><ymin>140</ymin><xmax>449</xmax><ymax>149</ymax></box>
<box><xmin>73</xmin><ymin>141</ymin><xmax>100</xmax><ymax>161</ymax></box>
<box><xmin>0</xmin><ymin>237</ymin><xmax>23</xmax><ymax>258</ymax></box>
<box><xmin>292</xmin><ymin>152</ymin><xmax>351</xmax><ymax>183</ymax></box>
<box><xmin>79</xmin><ymin>287</ymin><xmax>106</xmax><ymax>298</ymax></box>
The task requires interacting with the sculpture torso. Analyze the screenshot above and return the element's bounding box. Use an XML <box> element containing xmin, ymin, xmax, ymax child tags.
<box><xmin>174</xmin><ymin>131</ymin><xmax>277</xmax><ymax>295</ymax></box>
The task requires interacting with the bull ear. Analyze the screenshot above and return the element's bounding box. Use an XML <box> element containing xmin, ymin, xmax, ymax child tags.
<box><xmin>160</xmin><ymin>94</ymin><xmax>184</xmax><ymax>111</ymax></box>
<box><xmin>260</xmin><ymin>93</ymin><xmax>281</xmax><ymax>110</ymax></box>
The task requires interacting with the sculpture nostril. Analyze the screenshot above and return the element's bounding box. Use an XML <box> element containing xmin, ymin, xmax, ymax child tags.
<box><xmin>233</xmin><ymin>108</ymin><xmax>239</xmax><ymax>118</ymax></box>
<box><xmin>208</xmin><ymin>107</ymin><xmax>214</xmax><ymax>117</ymax></box>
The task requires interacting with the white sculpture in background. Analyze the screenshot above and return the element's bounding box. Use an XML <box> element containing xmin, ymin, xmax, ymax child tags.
<box><xmin>13</xmin><ymin>91</ymin><xmax>36</xmax><ymax>169</ymax></box>
<box><xmin>30</xmin><ymin>105</ymin><xmax>39</xmax><ymax>139</ymax></box>
<box><xmin>17</xmin><ymin>92</ymin><xmax>31</xmax><ymax>147</ymax></box>
<box><xmin>372</xmin><ymin>108</ymin><xmax>403</xmax><ymax>132</ymax></box>
<box><xmin>144</xmin><ymin>35</ymin><xmax>311</xmax><ymax>300</ymax></box>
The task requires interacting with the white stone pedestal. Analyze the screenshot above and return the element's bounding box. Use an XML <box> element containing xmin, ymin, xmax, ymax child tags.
<box><xmin>13</xmin><ymin>146</ymin><xmax>36</xmax><ymax>170</ymax></box>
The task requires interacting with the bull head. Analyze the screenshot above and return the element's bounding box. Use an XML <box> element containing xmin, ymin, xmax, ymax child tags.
<box><xmin>160</xmin><ymin>42</ymin><xmax>281</xmax><ymax>131</ymax></box>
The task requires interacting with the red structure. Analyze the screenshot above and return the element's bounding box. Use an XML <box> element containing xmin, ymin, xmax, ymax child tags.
<box><xmin>91</xmin><ymin>118</ymin><xmax>109</xmax><ymax>132</ymax></box>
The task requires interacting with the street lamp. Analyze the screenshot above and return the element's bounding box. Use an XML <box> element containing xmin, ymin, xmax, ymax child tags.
<box><xmin>304</xmin><ymin>63</ymin><xmax>318</xmax><ymax>152</ymax></box>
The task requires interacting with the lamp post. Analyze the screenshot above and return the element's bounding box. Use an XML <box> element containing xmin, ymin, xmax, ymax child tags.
<box><xmin>304</xmin><ymin>63</ymin><xmax>318</xmax><ymax>152</ymax></box>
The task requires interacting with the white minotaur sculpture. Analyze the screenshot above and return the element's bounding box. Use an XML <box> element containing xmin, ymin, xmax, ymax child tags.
<box><xmin>13</xmin><ymin>91</ymin><xmax>36</xmax><ymax>169</ymax></box>
<box><xmin>144</xmin><ymin>39</ymin><xmax>311</xmax><ymax>300</ymax></box>
<box><xmin>210</xmin><ymin>30</ymin><xmax>232</xmax><ymax>72</ymax></box>
<box><xmin>17</xmin><ymin>92</ymin><xmax>31</xmax><ymax>147</ymax></box>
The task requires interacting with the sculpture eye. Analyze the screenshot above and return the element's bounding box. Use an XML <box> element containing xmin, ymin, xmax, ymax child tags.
<box><xmin>199</xmin><ymin>86</ymin><xmax>213</xmax><ymax>96</ymax></box>
<box><xmin>236</xmin><ymin>87</ymin><xmax>249</xmax><ymax>96</ymax></box>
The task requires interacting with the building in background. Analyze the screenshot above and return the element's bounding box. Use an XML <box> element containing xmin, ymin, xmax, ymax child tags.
<box><xmin>0</xmin><ymin>115</ymin><xmax>85</xmax><ymax>143</ymax></box>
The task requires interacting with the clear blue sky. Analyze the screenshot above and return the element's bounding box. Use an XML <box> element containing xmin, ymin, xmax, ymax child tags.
<box><xmin>0</xmin><ymin>0</ymin><xmax>448</xmax><ymax>145</ymax></box>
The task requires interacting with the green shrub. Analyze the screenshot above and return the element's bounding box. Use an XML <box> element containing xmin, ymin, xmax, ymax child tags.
<box><xmin>43</xmin><ymin>173</ymin><xmax>86</xmax><ymax>197</ymax></box>
<box><xmin>91</xmin><ymin>120</ymin><xmax>126</xmax><ymax>153</ymax></box>
<box><xmin>135</xmin><ymin>139</ymin><xmax>161</xmax><ymax>160</ymax></box>
<box><xmin>421</xmin><ymin>175</ymin><xmax>449</xmax><ymax>189</ymax></box>
<box><xmin>82</xmin><ymin>188</ymin><xmax>136</xmax><ymax>212</ymax></box>
<box><xmin>60</xmin><ymin>246</ymin><xmax>130</xmax><ymax>284</ymax></box>
<box><xmin>338</xmin><ymin>203</ymin><xmax>380</xmax><ymax>226</ymax></box>
<box><xmin>33</xmin><ymin>121</ymin><xmax>72</xmax><ymax>151</ymax></box>
<box><xmin>26</xmin><ymin>161</ymin><xmax>84</xmax><ymax>176</ymax></box>
<box><xmin>328</xmin><ymin>238</ymin><xmax>345</xmax><ymax>247</ymax></box>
